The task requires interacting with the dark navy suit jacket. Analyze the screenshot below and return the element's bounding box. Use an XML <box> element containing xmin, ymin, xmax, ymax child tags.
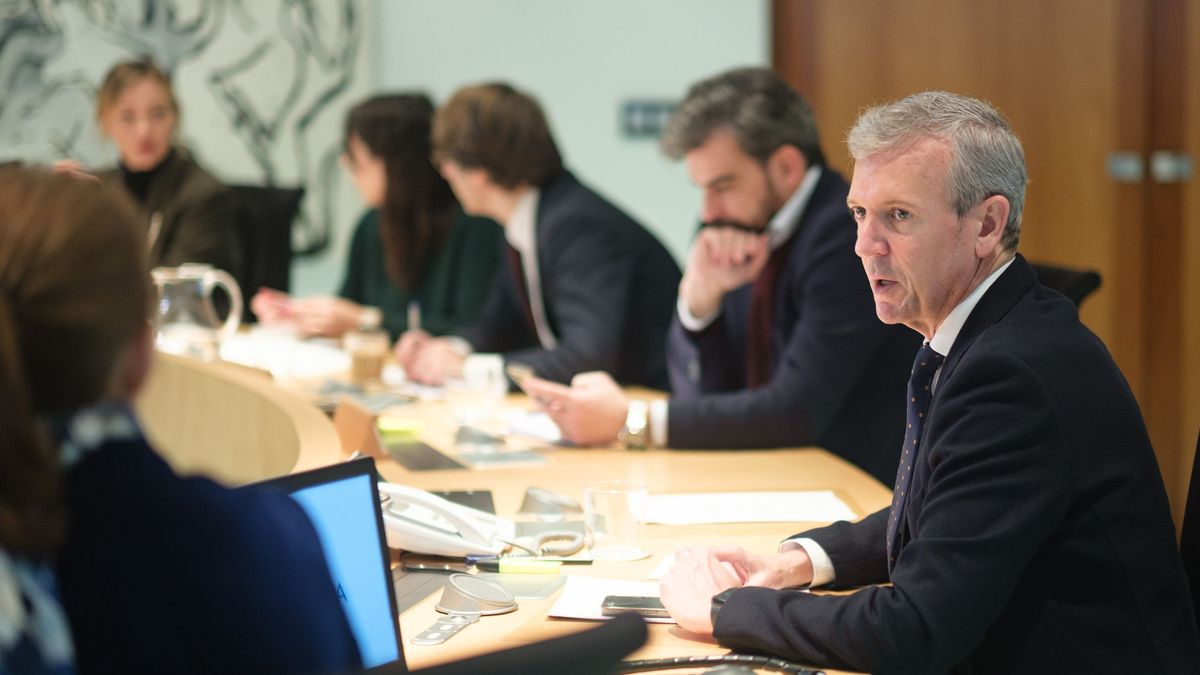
<box><xmin>56</xmin><ymin>438</ymin><xmax>362</xmax><ymax>675</ymax></box>
<box><xmin>712</xmin><ymin>256</ymin><xmax>1200</xmax><ymax>673</ymax></box>
<box><xmin>666</xmin><ymin>168</ymin><xmax>920</xmax><ymax>483</ymax></box>
<box><xmin>458</xmin><ymin>171</ymin><xmax>680</xmax><ymax>389</ymax></box>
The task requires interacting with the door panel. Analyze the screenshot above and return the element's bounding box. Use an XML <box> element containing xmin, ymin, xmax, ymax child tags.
<box><xmin>773</xmin><ymin>1</ymin><xmax>1200</xmax><ymax>519</ymax></box>
<box><xmin>778</xmin><ymin>0</ymin><xmax>1144</xmax><ymax>385</ymax></box>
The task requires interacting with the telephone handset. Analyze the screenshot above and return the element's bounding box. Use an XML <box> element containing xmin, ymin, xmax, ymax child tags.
<box><xmin>378</xmin><ymin>482</ymin><xmax>516</xmax><ymax>557</ymax></box>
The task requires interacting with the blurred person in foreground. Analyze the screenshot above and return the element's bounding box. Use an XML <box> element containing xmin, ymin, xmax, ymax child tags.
<box><xmin>0</xmin><ymin>166</ymin><xmax>361</xmax><ymax>674</ymax></box>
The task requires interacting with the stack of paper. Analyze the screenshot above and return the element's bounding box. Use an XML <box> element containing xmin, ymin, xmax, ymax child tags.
<box><xmin>643</xmin><ymin>491</ymin><xmax>857</xmax><ymax>525</ymax></box>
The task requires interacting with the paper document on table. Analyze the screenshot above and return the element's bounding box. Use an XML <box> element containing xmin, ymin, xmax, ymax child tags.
<box><xmin>220</xmin><ymin>331</ymin><xmax>350</xmax><ymax>379</ymax></box>
<box><xmin>548</xmin><ymin>576</ymin><xmax>674</xmax><ymax>624</ymax></box>
<box><xmin>643</xmin><ymin>491</ymin><xmax>857</xmax><ymax>525</ymax></box>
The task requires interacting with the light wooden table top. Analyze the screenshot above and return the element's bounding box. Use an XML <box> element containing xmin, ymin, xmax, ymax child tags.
<box><xmin>372</xmin><ymin>395</ymin><xmax>890</xmax><ymax>673</ymax></box>
<box><xmin>170</xmin><ymin>350</ymin><xmax>886</xmax><ymax>673</ymax></box>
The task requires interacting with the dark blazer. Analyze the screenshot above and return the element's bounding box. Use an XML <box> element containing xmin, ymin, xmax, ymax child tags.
<box><xmin>57</xmin><ymin>437</ymin><xmax>362</xmax><ymax>675</ymax></box>
<box><xmin>712</xmin><ymin>256</ymin><xmax>1200</xmax><ymax>673</ymax></box>
<box><xmin>666</xmin><ymin>168</ymin><xmax>920</xmax><ymax>484</ymax></box>
<box><xmin>97</xmin><ymin>148</ymin><xmax>239</xmax><ymax>273</ymax></box>
<box><xmin>458</xmin><ymin>171</ymin><xmax>680</xmax><ymax>389</ymax></box>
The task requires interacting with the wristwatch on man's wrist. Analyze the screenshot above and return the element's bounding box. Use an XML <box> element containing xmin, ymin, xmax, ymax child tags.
<box><xmin>618</xmin><ymin>400</ymin><xmax>649</xmax><ymax>450</ymax></box>
<box><xmin>710</xmin><ymin>587</ymin><xmax>739</xmax><ymax>629</ymax></box>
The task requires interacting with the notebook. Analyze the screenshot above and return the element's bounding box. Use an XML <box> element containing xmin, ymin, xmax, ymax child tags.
<box><xmin>253</xmin><ymin>458</ymin><xmax>406</xmax><ymax>673</ymax></box>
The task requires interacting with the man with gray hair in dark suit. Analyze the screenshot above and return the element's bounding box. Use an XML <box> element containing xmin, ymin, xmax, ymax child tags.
<box><xmin>658</xmin><ymin>90</ymin><xmax>1200</xmax><ymax>674</ymax></box>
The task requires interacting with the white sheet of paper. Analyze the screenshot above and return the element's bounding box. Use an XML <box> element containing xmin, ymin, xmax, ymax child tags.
<box><xmin>501</xmin><ymin>409</ymin><xmax>562</xmax><ymax>443</ymax></box>
<box><xmin>220</xmin><ymin>331</ymin><xmax>350</xmax><ymax>379</ymax></box>
<box><xmin>648</xmin><ymin>555</ymin><xmax>675</xmax><ymax>580</ymax></box>
<box><xmin>643</xmin><ymin>491</ymin><xmax>857</xmax><ymax>525</ymax></box>
<box><xmin>547</xmin><ymin>576</ymin><xmax>674</xmax><ymax>624</ymax></box>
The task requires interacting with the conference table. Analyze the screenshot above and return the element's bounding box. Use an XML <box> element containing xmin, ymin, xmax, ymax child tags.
<box><xmin>137</xmin><ymin>352</ymin><xmax>890</xmax><ymax>674</ymax></box>
<box><xmin>360</xmin><ymin>385</ymin><xmax>889</xmax><ymax>672</ymax></box>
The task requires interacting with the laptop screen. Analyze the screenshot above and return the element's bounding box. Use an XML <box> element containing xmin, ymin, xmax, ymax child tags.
<box><xmin>252</xmin><ymin>458</ymin><xmax>404</xmax><ymax>672</ymax></box>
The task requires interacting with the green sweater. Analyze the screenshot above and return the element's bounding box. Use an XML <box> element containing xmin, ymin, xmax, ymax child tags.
<box><xmin>338</xmin><ymin>209</ymin><xmax>502</xmax><ymax>339</ymax></box>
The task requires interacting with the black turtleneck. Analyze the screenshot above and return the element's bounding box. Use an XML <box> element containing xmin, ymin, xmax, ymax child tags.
<box><xmin>119</xmin><ymin>149</ymin><xmax>175</xmax><ymax>204</ymax></box>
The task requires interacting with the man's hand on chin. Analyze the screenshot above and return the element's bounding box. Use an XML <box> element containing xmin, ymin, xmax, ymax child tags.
<box><xmin>680</xmin><ymin>226</ymin><xmax>770</xmax><ymax>317</ymax></box>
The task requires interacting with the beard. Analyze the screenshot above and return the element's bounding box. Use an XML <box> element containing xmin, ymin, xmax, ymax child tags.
<box><xmin>701</xmin><ymin>181</ymin><xmax>785</xmax><ymax>233</ymax></box>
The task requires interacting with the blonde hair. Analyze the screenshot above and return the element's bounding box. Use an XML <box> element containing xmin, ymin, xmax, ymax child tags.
<box><xmin>0</xmin><ymin>167</ymin><xmax>149</xmax><ymax>555</ymax></box>
<box><xmin>95</xmin><ymin>57</ymin><xmax>179</xmax><ymax>123</ymax></box>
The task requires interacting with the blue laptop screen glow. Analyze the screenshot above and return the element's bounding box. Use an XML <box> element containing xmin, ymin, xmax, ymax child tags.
<box><xmin>288</xmin><ymin>474</ymin><xmax>399</xmax><ymax>668</ymax></box>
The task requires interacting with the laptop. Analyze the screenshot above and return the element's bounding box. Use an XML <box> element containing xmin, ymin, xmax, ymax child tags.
<box><xmin>252</xmin><ymin>458</ymin><xmax>647</xmax><ymax>675</ymax></box>
<box><xmin>253</xmin><ymin>458</ymin><xmax>406</xmax><ymax>673</ymax></box>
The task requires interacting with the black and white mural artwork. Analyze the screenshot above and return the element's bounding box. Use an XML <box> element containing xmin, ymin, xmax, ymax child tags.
<box><xmin>0</xmin><ymin>0</ymin><xmax>371</xmax><ymax>257</ymax></box>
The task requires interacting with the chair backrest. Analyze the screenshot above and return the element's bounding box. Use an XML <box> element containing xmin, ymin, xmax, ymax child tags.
<box><xmin>1182</xmin><ymin>426</ymin><xmax>1200</xmax><ymax>625</ymax></box>
<box><xmin>227</xmin><ymin>184</ymin><xmax>304</xmax><ymax>320</ymax></box>
<box><xmin>1029</xmin><ymin>262</ymin><xmax>1102</xmax><ymax>307</ymax></box>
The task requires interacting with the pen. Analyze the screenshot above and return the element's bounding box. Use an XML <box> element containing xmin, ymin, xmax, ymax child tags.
<box><xmin>407</xmin><ymin>301</ymin><xmax>421</xmax><ymax>332</ymax></box>
<box><xmin>466</xmin><ymin>554</ymin><xmax>592</xmax><ymax>565</ymax></box>
<box><xmin>471</xmin><ymin>558</ymin><xmax>561</xmax><ymax>574</ymax></box>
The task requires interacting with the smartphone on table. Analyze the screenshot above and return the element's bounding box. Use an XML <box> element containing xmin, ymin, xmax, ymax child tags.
<box><xmin>600</xmin><ymin>595</ymin><xmax>670</xmax><ymax>619</ymax></box>
<box><xmin>505</xmin><ymin>362</ymin><xmax>535</xmax><ymax>392</ymax></box>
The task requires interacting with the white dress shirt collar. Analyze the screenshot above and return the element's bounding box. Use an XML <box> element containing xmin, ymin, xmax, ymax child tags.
<box><xmin>501</xmin><ymin>187</ymin><xmax>557</xmax><ymax>348</ymax></box>
<box><xmin>928</xmin><ymin>257</ymin><xmax>1016</xmax><ymax>358</ymax></box>
<box><xmin>504</xmin><ymin>187</ymin><xmax>539</xmax><ymax>257</ymax></box>
<box><xmin>766</xmin><ymin>165</ymin><xmax>822</xmax><ymax>250</ymax></box>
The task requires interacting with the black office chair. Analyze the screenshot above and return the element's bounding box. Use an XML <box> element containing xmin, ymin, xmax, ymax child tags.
<box><xmin>1182</xmin><ymin>426</ymin><xmax>1200</xmax><ymax>625</ymax></box>
<box><xmin>1029</xmin><ymin>262</ymin><xmax>1102</xmax><ymax>308</ymax></box>
<box><xmin>227</xmin><ymin>184</ymin><xmax>305</xmax><ymax>321</ymax></box>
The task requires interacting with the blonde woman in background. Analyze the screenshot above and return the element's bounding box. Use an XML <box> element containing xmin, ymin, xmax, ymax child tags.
<box><xmin>57</xmin><ymin>57</ymin><xmax>238</xmax><ymax>272</ymax></box>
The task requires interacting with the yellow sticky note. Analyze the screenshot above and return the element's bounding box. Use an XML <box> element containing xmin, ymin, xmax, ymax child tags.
<box><xmin>377</xmin><ymin>416</ymin><xmax>422</xmax><ymax>442</ymax></box>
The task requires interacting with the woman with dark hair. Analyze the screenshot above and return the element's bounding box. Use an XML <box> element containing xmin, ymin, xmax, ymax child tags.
<box><xmin>253</xmin><ymin>93</ymin><xmax>501</xmax><ymax>339</ymax></box>
<box><xmin>0</xmin><ymin>166</ymin><xmax>360</xmax><ymax>673</ymax></box>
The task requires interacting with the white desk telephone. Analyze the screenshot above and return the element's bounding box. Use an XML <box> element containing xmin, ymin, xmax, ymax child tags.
<box><xmin>379</xmin><ymin>482</ymin><xmax>515</xmax><ymax>557</ymax></box>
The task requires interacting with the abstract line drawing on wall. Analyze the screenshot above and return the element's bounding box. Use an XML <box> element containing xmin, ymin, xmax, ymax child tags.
<box><xmin>0</xmin><ymin>0</ymin><xmax>367</xmax><ymax>257</ymax></box>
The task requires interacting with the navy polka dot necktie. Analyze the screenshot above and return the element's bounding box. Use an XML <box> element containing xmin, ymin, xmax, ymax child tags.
<box><xmin>886</xmin><ymin>342</ymin><xmax>945</xmax><ymax>572</ymax></box>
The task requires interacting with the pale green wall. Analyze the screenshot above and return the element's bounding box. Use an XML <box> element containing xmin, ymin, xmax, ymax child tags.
<box><xmin>378</xmin><ymin>0</ymin><xmax>768</xmax><ymax>262</ymax></box>
<box><xmin>292</xmin><ymin>0</ymin><xmax>768</xmax><ymax>295</ymax></box>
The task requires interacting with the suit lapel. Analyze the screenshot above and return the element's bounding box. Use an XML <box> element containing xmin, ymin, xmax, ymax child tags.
<box><xmin>900</xmin><ymin>255</ymin><xmax>1039</xmax><ymax>551</ymax></box>
<box><xmin>936</xmin><ymin>254</ymin><xmax>1039</xmax><ymax>390</ymax></box>
<box><xmin>768</xmin><ymin>169</ymin><xmax>849</xmax><ymax>360</ymax></box>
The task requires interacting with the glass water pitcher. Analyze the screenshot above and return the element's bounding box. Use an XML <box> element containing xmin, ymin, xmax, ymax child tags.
<box><xmin>151</xmin><ymin>263</ymin><xmax>243</xmax><ymax>361</ymax></box>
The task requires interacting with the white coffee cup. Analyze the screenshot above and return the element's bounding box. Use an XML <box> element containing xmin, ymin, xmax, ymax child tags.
<box><xmin>447</xmin><ymin>354</ymin><xmax>507</xmax><ymax>425</ymax></box>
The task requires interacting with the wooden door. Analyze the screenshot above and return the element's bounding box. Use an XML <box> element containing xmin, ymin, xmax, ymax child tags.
<box><xmin>1179</xmin><ymin>0</ymin><xmax>1200</xmax><ymax>511</ymax></box>
<box><xmin>774</xmin><ymin>0</ymin><xmax>1197</xmax><ymax>522</ymax></box>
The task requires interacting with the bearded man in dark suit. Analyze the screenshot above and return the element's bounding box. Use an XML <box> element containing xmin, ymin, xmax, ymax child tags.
<box><xmin>525</xmin><ymin>68</ymin><xmax>918</xmax><ymax>483</ymax></box>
